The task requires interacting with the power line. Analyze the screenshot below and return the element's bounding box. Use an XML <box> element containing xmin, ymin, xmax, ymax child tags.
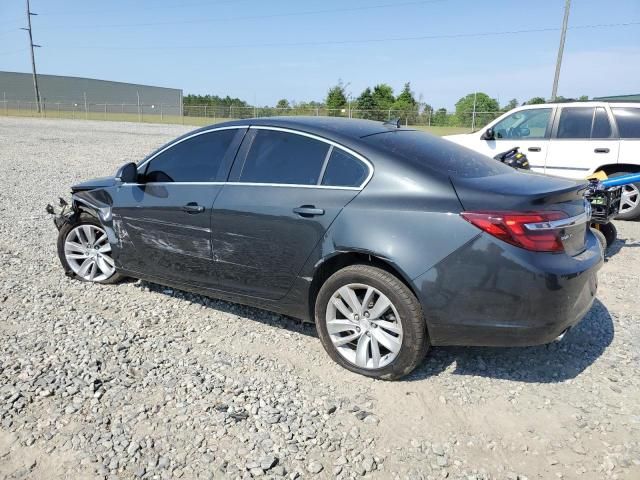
<box><xmin>20</xmin><ymin>0</ymin><xmax>41</xmax><ymax>113</ymax></box>
<box><xmin>45</xmin><ymin>20</ymin><xmax>640</xmax><ymax>51</ymax></box>
<box><xmin>0</xmin><ymin>17</ymin><xmax>23</xmax><ymax>26</ymax></box>
<box><xmin>35</xmin><ymin>0</ymin><xmax>449</xmax><ymax>30</ymax></box>
<box><xmin>0</xmin><ymin>48</ymin><xmax>30</xmax><ymax>56</ymax></box>
<box><xmin>36</xmin><ymin>0</ymin><xmax>263</xmax><ymax>16</ymax></box>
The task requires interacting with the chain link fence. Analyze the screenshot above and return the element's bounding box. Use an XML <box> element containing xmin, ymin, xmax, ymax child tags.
<box><xmin>0</xmin><ymin>98</ymin><xmax>504</xmax><ymax>133</ymax></box>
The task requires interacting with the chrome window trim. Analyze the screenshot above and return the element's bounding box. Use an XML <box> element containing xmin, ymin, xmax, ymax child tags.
<box><xmin>240</xmin><ymin>125</ymin><xmax>374</xmax><ymax>189</ymax></box>
<box><xmin>133</xmin><ymin>124</ymin><xmax>374</xmax><ymax>190</ymax></box>
<box><xmin>136</xmin><ymin>125</ymin><xmax>249</xmax><ymax>172</ymax></box>
<box><xmin>118</xmin><ymin>181</ymin><xmax>359</xmax><ymax>191</ymax></box>
<box><xmin>224</xmin><ymin>182</ymin><xmax>361</xmax><ymax>191</ymax></box>
<box><xmin>121</xmin><ymin>181</ymin><xmax>226</xmax><ymax>187</ymax></box>
<box><xmin>524</xmin><ymin>211</ymin><xmax>590</xmax><ymax>231</ymax></box>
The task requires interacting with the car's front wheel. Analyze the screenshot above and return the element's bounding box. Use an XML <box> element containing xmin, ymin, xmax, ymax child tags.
<box><xmin>315</xmin><ymin>265</ymin><xmax>429</xmax><ymax>380</ymax></box>
<box><xmin>57</xmin><ymin>214</ymin><xmax>124</xmax><ymax>284</ymax></box>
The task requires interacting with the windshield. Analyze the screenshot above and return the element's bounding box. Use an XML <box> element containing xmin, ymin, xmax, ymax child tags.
<box><xmin>364</xmin><ymin>130</ymin><xmax>512</xmax><ymax>178</ymax></box>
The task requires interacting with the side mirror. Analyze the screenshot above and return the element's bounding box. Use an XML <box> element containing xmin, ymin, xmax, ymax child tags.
<box><xmin>115</xmin><ymin>162</ymin><xmax>138</xmax><ymax>184</ymax></box>
<box><xmin>480</xmin><ymin>128</ymin><xmax>495</xmax><ymax>140</ymax></box>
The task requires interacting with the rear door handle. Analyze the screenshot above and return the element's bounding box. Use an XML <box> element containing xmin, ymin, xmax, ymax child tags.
<box><xmin>293</xmin><ymin>205</ymin><xmax>325</xmax><ymax>217</ymax></box>
<box><xmin>528</xmin><ymin>147</ymin><xmax>541</xmax><ymax>152</ymax></box>
<box><xmin>183</xmin><ymin>202</ymin><xmax>205</xmax><ymax>214</ymax></box>
<box><xmin>594</xmin><ymin>148</ymin><xmax>610</xmax><ymax>153</ymax></box>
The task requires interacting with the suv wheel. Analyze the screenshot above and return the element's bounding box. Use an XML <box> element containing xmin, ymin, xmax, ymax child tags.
<box><xmin>315</xmin><ymin>265</ymin><xmax>429</xmax><ymax>380</ymax></box>
<box><xmin>57</xmin><ymin>214</ymin><xmax>124</xmax><ymax>284</ymax></box>
<box><xmin>611</xmin><ymin>172</ymin><xmax>640</xmax><ymax>220</ymax></box>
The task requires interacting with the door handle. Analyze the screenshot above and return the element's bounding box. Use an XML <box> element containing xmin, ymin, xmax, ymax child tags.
<box><xmin>594</xmin><ymin>148</ymin><xmax>610</xmax><ymax>154</ymax></box>
<box><xmin>528</xmin><ymin>147</ymin><xmax>541</xmax><ymax>152</ymax></box>
<box><xmin>293</xmin><ymin>205</ymin><xmax>325</xmax><ymax>217</ymax></box>
<box><xmin>182</xmin><ymin>202</ymin><xmax>205</xmax><ymax>214</ymax></box>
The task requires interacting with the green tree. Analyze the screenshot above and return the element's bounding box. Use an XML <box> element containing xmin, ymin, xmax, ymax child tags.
<box><xmin>525</xmin><ymin>96</ymin><xmax>547</xmax><ymax>105</ymax></box>
<box><xmin>394</xmin><ymin>83</ymin><xmax>417</xmax><ymax>108</ymax></box>
<box><xmin>504</xmin><ymin>98</ymin><xmax>518</xmax><ymax>111</ymax></box>
<box><xmin>371</xmin><ymin>84</ymin><xmax>395</xmax><ymax>120</ymax></box>
<box><xmin>578</xmin><ymin>95</ymin><xmax>589</xmax><ymax>101</ymax></box>
<box><xmin>421</xmin><ymin>103</ymin><xmax>433</xmax><ymax>124</ymax></box>
<box><xmin>455</xmin><ymin>92</ymin><xmax>500</xmax><ymax>128</ymax></box>
<box><xmin>182</xmin><ymin>94</ymin><xmax>250</xmax><ymax>117</ymax></box>
<box><xmin>356</xmin><ymin>87</ymin><xmax>375</xmax><ymax>119</ymax></box>
<box><xmin>432</xmin><ymin>108</ymin><xmax>449</xmax><ymax>126</ymax></box>
<box><xmin>325</xmin><ymin>81</ymin><xmax>347</xmax><ymax>115</ymax></box>
<box><xmin>393</xmin><ymin>82</ymin><xmax>419</xmax><ymax>123</ymax></box>
<box><xmin>276</xmin><ymin>99</ymin><xmax>290</xmax><ymax>109</ymax></box>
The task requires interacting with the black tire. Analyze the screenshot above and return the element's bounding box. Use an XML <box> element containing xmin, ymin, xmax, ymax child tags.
<box><xmin>57</xmin><ymin>213</ymin><xmax>125</xmax><ymax>284</ymax></box>
<box><xmin>610</xmin><ymin>172</ymin><xmax>640</xmax><ymax>220</ymax></box>
<box><xmin>599</xmin><ymin>222</ymin><xmax>618</xmax><ymax>248</ymax></box>
<box><xmin>315</xmin><ymin>264</ymin><xmax>429</xmax><ymax>380</ymax></box>
<box><xmin>591</xmin><ymin>227</ymin><xmax>607</xmax><ymax>252</ymax></box>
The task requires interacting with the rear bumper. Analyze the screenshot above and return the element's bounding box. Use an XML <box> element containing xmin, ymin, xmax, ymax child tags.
<box><xmin>413</xmin><ymin>230</ymin><xmax>603</xmax><ymax>347</ymax></box>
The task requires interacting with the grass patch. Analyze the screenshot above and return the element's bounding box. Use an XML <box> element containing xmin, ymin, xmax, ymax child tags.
<box><xmin>0</xmin><ymin>109</ymin><xmax>472</xmax><ymax>136</ymax></box>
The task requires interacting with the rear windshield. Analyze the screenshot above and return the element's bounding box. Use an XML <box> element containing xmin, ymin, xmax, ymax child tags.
<box><xmin>364</xmin><ymin>130</ymin><xmax>512</xmax><ymax>178</ymax></box>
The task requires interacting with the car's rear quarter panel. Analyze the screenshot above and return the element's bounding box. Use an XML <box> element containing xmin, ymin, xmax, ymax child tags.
<box><xmin>414</xmin><ymin>230</ymin><xmax>602</xmax><ymax>346</ymax></box>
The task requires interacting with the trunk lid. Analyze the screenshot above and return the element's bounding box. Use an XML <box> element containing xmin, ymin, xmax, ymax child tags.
<box><xmin>451</xmin><ymin>171</ymin><xmax>591</xmax><ymax>256</ymax></box>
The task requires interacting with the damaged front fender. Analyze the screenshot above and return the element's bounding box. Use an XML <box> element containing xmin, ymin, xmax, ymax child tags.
<box><xmin>46</xmin><ymin>188</ymin><xmax>118</xmax><ymax>252</ymax></box>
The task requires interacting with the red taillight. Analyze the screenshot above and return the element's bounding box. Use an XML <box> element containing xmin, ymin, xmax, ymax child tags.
<box><xmin>461</xmin><ymin>211</ymin><xmax>568</xmax><ymax>252</ymax></box>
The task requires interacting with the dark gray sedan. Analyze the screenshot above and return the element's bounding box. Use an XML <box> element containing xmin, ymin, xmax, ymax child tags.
<box><xmin>51</xmin><ymin>117</ymin><xmax>602</xmax><ymax>380</ymax></box>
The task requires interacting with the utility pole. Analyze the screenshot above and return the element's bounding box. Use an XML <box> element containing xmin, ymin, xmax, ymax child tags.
<box><xmin>471</xmin><ymin>91</ymin><xmax>477</xmax><ymax>131</ymax></box>
<box><xmin>551</xmin><ymin>0</ymin><xmax>571</xmax><ymax>101</ymax></box>
<box><xmin>21</xmin><ymin>0</ymin><xmax>41</xmax><ymax>113</ymax></box>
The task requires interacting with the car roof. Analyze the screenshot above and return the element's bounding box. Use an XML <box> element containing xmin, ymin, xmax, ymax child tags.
<box><xmin>515</xmin><ymin>101</ymin><xmax>639</xmax><ymax>111</ymax></box>
<box><xmin>193</xmin><ymin>116</ymin><xmax>407</xmax><ymax>140</ymax></box>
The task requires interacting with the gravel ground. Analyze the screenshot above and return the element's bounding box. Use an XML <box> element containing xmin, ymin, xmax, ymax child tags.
<box><xmin>0</xmin><ymin>116</ymin><xmax>639</xmax><ymax>480</ymax></box>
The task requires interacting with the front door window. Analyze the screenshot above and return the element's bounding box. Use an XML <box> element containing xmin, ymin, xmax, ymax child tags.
<box><xmin>492</xmin><ymin>108</ymin><xmax>552</xmax><ymax>140</ymax></box>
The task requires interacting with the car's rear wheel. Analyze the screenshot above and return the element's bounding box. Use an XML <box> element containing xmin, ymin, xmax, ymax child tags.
<box><xmin>591</xmin><ymin>227</ymin><xmax>607</xmax><ymax>252</ymax></box>
<box><xmin>611</xmin><ymin>172</ymin><xmax>640</xmax><ymax>220</ymax></box>
<box><xmin>315</xmin><ymin>265</ymin><xmax>429</xmax><ymax>380</ymax></box>
<box><xmin>599</xmin><ymin>222</ymin><xmax>618</xmax><ymax>248</ymax></box>
<box><xmin>57</xmin><ymin>214</ymin><xmax>124</xmax><ymax>284</ymax></box>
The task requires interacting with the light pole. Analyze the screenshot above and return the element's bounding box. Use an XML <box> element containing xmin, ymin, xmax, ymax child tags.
<box><xmin>342</xmin><ymin>81</ymin><xmax>352</xmax><ymax>118</ymax></box>
<box><xmin>551</xmin><ymin>0</ymin><xmax>571</xmax><ymax>101</ymax></box>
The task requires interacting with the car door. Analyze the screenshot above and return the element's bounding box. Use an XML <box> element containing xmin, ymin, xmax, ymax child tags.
<box><xmin>111</xmin><ymin>127</ymin><xmax>246</xmax><ymax>286</ymax></box>
<box><xmin>611</xmin><ymin>106</ymin><xmax>640</xmax><ymax>167</ymax></box>
<box><xmin>476</xmin><ymin>107</ymin><xmax>554</xmax><ymax>173</ymax></box>
<box><xmin>546</xmin><ymin>106</ymin><xmax>619</xmax><ymax>178</ymax></box>
<box><xmin>209</xmin><ymin>126</ymin><xmax>371</xmax><ymax>300</ymax></box>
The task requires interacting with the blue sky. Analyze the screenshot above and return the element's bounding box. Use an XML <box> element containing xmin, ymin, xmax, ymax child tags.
<box><xmin>1</xmin><ymin>0</ymin><xmax>639</xmax><ymax>109</ymax></box>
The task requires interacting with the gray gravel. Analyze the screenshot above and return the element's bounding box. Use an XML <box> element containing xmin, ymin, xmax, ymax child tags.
<box><xmin>0</xmin><ymin>116</ymin><xmax>639</xmax><ymax>480</ymax></box>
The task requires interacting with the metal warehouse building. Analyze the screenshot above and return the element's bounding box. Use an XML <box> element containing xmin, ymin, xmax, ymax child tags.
<box><xmin>0</xmin><ymin>71</ymin><xmax>183</xmax><ymax>116</ymax></box>
<box><xmin>593</xmin><ymin>94</ymin><xmax>640</xmax><ymax>102</ymax></box>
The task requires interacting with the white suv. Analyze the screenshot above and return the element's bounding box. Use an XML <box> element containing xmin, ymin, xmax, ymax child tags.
<box><xmin>445</xmin><ymin>102</ymin><xmax>640</xmax><ymax>219</ymax></box>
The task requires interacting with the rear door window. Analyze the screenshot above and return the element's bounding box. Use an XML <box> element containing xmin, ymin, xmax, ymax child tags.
<box><xmin>321</xmin><ymin>148</ymin><xmax>368</xmax><ymax>187</ymax></box>
<box><xmin>556</xmin><ymin>108</ymin><xmax>595</xmax><ymax>139</ymax></box>
<box><xmin>613</xmin><ymin>107</ymin><xmax>640</xmax><ymax>138</ymax></box>
<box><xmin>239</xmin><ymin>129</ymin><xmax>329</xmax><ymax>185</ymax></box>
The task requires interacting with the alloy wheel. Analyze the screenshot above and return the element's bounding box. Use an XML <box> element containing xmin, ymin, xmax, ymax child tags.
<box><xmin>619</xmin><ymin>183</ymin><xmax>640</xmax><ymax>215</ymax></box>
<box><xmin>64</xmin><ymin>224</ymin><xmax>115</xmax><ymax>282</ymax></box>
<box><xmin>325</xmin><ymin>283</ymin><xmax>403</xmax><ymax>369</ymax></box>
